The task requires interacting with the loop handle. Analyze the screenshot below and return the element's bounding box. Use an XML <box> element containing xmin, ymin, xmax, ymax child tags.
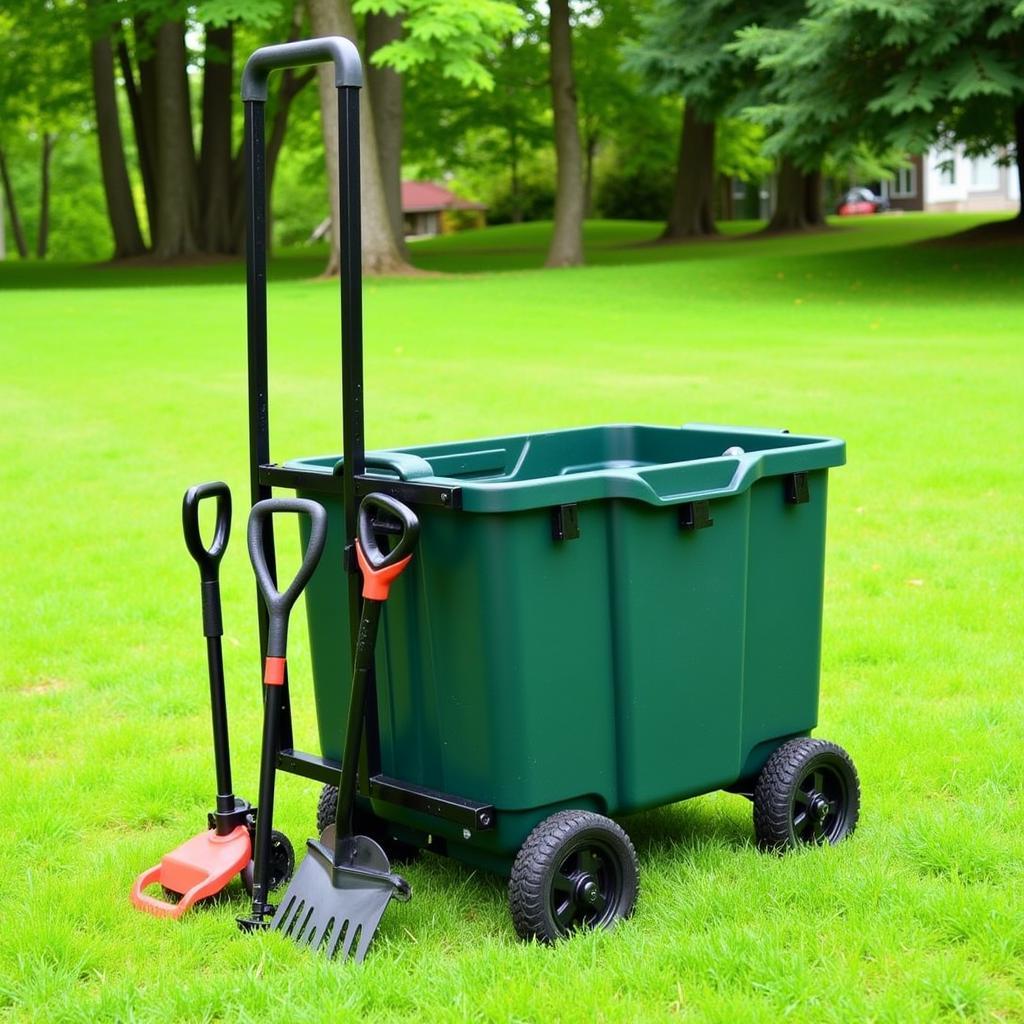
<box><xmin>248</xmin><ymin>498</ymin><xmax>328</xmax><ymax>663</ymax></box>
<box><xmin>183</xmin><ymin>482</ymin><xmax>231</xmax><ymax>584</ymax></box>
<box><xmin>356</xmin><ymin>493</ymin><xmax>419</xmax><ymax>601</ymax></box>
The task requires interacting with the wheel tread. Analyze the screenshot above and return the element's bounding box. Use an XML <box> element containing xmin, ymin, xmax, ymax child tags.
<box><xmin>753</xmin><ymin>737</ymin><xmax>860</xmax><ymax>851</ymax></box>
<box><xmin>508</xmin><ymin>810</ymin><xmax>638</xmax><ymax>943</ymax></box>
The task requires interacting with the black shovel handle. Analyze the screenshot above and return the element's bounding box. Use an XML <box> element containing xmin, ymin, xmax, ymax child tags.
<box><xmin>357</xmin><ymin>493</ymin><xmax>420</xmax><ymax>573</ymax></box>
<box><xmin>183</xmin><ymin>481</ymin><xmax>231</xmax><ymax>583</ymax></box>
<box><xmin>183</xmin><ymin>482</ymin><xmax>232</xmax><ymax>637</ymax></box>
<box><xmin>248</xmin><ymin>498</ymin><xmax>328</xmax><ymax>660</ymax></box>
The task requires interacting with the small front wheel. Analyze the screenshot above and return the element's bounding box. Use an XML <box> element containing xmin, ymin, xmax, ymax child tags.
<box><xmin>240</xmin><ymin>829</ymin><xmax>295</xmax><ymax>894</ymax></box>
<box><xmin>509</xmin><ymin>810</ymin><xmax>638</xmax><ymax>944</ymax></box>
<box><xmin>316</xmin><ymin>783</ymin><xmax>420</xmax><ymax>865</ymax></box>
<box><xmin>753</xmin><ymin>738</ymin><xmax>860</xmax><ymax>851</ymax></box>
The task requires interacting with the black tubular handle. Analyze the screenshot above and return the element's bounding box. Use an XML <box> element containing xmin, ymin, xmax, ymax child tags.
<box><xmin>241</xmin><ymin>36</ymin><xmax>362</xmax><ymax>101</ymax></box>
<box><xmin>183</xmin><ymin>481</ymin><xmax>231</xmax><ymax>584</ymax></box>
<box><xmin>183</xmin><ymin>481</ymin><xmax>232</xmax><ymax>637</ymax></box>
<box><xmin>247</xmin><ymin>499</ymin><xmax>328</xmax><ymax>659</ymax></box>
<box><xmin>357</xmin><ymin>493</ymin><xmax>420</xmax><ymax>572</ymax></box>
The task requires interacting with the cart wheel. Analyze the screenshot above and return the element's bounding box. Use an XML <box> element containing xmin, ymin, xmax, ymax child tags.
<box><xmin>240</xmin><ymin>829</ymin><xmax>295</xmax><ymax>894</ymax></box>
<box><xmin>508</xmin><ymin>810</ymin><xmax>638</xmax><ymax>944</ymax></box>
<box><xmin>316</xmin><ymin>783</ymin><xmax>420</xmax><ymax>864</ymax></box>
<box><xmin>753</xmin><ymin>737</ymin><xmax>860</xmax><ymax>851</ymax></box>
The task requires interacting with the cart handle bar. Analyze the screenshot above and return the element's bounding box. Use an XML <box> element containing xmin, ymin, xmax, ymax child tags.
<box><xmin>248</xmin><ymin>498</ymin><xmax>328</xmax><ymax>680</ymax></box>
<box><xmin>241</xmin><ymin>37</ymin><xmax>362</xmax><ymax>101</ymax></box>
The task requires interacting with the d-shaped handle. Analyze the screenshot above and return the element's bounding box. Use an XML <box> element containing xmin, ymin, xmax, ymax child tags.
<box><xmin>247</xmin><ymin>499</ymin><xmax>328</xmax><ymax>676</ymax></box>
<box><xmin>356</xmin><ymin>493</ymin><xmax>419</xmax><ymax>601</ymax></box>
<box><xmin>183</xmin><ymin>481</ymin><xmax>231</xmax><ymax>584</ymax></box>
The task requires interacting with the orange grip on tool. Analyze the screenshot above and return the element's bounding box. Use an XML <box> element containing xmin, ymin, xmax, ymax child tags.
<box><xmin>356</xmin><ymin>541</ymin><xmax>412</xmax><ymax>601</ymax></box>
<box><xmin>264</xmin><ymin>656</ymin><xmax>286</xmax><ymax>686</ymax></box>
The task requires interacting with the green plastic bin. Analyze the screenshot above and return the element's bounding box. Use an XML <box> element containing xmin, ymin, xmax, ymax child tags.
<box><xmin>288</xmin><ymin>421</ymin><xmax>844</xmax><ymax>874</ymax></box>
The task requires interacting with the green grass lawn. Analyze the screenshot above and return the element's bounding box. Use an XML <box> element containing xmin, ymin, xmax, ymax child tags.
<box><xmin>1</xmin><ymin>214</ymin><xmax>1022</xmax><ymax>1022</ymax></box>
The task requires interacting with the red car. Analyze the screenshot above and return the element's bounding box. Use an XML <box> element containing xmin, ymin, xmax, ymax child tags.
<box><xmin>837</xmin><ymin>187</ymin><xmax>889</xmax><ymax>216</ymax></box>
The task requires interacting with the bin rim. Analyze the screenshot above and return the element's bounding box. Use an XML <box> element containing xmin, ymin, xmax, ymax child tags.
<box><xmin>282</xmin><ymin>422</ymin><xmax>845</xmax><ymax>513</ymax></box>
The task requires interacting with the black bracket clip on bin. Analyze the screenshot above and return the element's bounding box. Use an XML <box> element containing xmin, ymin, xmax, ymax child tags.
<box><xmin>239</xmin><ymin>37</ymin><xmax>496</xmax><ymax>922</ymax></box>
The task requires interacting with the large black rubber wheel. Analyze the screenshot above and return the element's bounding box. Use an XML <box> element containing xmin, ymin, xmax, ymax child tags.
<box><xmin>508</xmin><ymin>810</ymin><xmax>638</xmax><ymax>944</ymax></box>
<box><xmin>316</xmin><ymin>783</ymin><xmax>420</xmax><ymax>865</ymax></box>
<box><xmin>753</xmin><ymin>737</ymin><xmax>860</xmax><ymax>851</ymax></box>
<box><xmin>240</xmin><ymin>829</ymin><xmax>295</xmax><ymax>894</ymax></box>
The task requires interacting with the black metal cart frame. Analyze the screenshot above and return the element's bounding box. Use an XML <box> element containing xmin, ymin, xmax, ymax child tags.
<box><xmin>241</xmin><ymin>40</ymin><xmax>495</xmax><ymax>855</ymax></box>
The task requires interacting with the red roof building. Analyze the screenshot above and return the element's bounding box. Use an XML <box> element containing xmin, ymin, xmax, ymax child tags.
<box><xmin>401</xmin><ymin>181</ymin><xmax>486</xmax><ymax>237</ymax></box>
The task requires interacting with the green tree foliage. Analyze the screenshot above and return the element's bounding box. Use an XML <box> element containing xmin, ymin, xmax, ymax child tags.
<box><xmin>0</xmin><ymin>0</ymin><xmax>92</xmax><ymax>258</ymax></box>
<box><xmin>735</xmin><ymin>0</ymin><xmax>1024</xmax><ymax>217</ymax></box>
<box><xmin>401</xmin><ymin>4</ymin><xmax>549</xmax><ymax>222</ymax></box>
<box><xmin>354</xmin><ymin>0</ymin><xmax>524</xmax><ymax>87</ymax></box>
<box><xmin>626</xmin><ymin>0</ymin><xmax>832</xmax><ymax>235</ymax></box>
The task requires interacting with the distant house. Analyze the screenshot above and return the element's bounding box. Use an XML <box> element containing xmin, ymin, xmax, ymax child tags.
<box><xmin>880</xmin><ymin>146</ymin><xmax>1020</xmax><ymax>214</ymax></box>
<box><xmin>401</xmin><ymin>181</ymin><xmax>486</xmax><ymax>238</ymax></box>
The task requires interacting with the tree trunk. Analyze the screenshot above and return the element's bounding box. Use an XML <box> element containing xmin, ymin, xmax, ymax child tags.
<box><xmin>35</xmin><ymin>133</ymin><xmax>55</xmax><ymax>259</ymax></box>
<box><xmin>366</xmin><ymin>10</ymin><xmax>406</xmax><ymax>252</ymax></box>
<box><xmin>662</xmin><ymin>105</ymin><xmax>717</xmax><ymax>240</ymax></box>
<box><xmin>545</xmin><ymin>0</ymin><xmax>584</xmax><ymax>267</ymax></box>
<box><xmin>267</xmin><ymin>69</ymin><xmax>314</xmax><ymax>190</ymax></box>
<box><xmin>766</xmin><ymin>157</ymin><xmax>825</xmax><ymax>233</ymax></box>
<box><xmin>584</xmin><ymin>130</ymin><xmax>598</xmax><ymax>218</ymax></box>
<box><xmin>198</xmin><ymin>23</ymin><xmax>235</xmax><ymax>253</ymax></box>
<box><xmin>1015</xmin><ymin>102</ymin><xmax>1024</xmax><ymax>220</ymax></box>
<box><xmin>803</xmin><ymin>167</ymin><xmax>825</xmax><ymax>226</ymax></box>
<box><xmin>152</xmin><ymin>20</ymin><xmax>200</xmax><ymax>259</ymax></box>
<box><xmin>122</xmin><ymin>19</ymin><xmax>159</xmax><ymax>243</ymax></box>
<box><xmin>90</xmin><ymin>30</ymin><xmax>146</xmax><ymax>258</ymax></box>
<box><xmin>718</xmin><ymin>174</ymin><xmax>734</xmax><ymax>221</ymax></box>
<box><xmin>509</xmin><ymin>123</ymin><xmax>522</xmax><ymax>223</ymax></box>
<box><xmin>0</xmin><ymin>147</ymin><xmax>29</xmax><ymax>259</ymax></box>
<box><xmin>307</xmin><ymin>0</ymin><xmax>410</xmax><ymax>275</ymax></box>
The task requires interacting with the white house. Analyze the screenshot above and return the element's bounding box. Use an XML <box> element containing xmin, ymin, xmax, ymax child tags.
<box><xmin>879</xmin><ymin>146</ymin><xmax>1020</xmax><ymax>214</ymax></box>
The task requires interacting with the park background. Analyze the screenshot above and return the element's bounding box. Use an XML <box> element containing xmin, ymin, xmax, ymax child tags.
<box><xmin>1</xmin><ymin>1</ymin><xmax>1023</xmax><ymax>1022</ymax></box>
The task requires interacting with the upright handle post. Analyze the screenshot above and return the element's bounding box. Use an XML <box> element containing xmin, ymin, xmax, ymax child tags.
<box><xmin>242</xmin><ymin>38</ymin><xmax>366</xmax><ymax>722</ymax></box>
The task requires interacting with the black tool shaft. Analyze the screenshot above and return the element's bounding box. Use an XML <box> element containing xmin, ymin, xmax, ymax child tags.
<box><xmin>205</xmin><ymin>634</ymin><xmax>236</xmax><ymax>821</ymax></box>
<box><xmin>333</xmin><ymin>597</ymin><xmax>382</xmax><ymax>860</ymax></box>
<box><xmin>250</xmin><ymin>678</ymin><xmax>282</xmax><ymax>916</ymax></box>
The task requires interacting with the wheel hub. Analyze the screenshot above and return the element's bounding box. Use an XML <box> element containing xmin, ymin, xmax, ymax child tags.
<box><xmin>575</xmin><ymin>875</ymin><xmax>601</xmax><ymax>906</ymax></box>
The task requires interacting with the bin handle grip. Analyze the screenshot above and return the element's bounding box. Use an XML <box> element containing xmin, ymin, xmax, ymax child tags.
<box><xmin>333</xmin><ymin>451</ymin><xmax>434</xmax><ymax>482</ymax></box>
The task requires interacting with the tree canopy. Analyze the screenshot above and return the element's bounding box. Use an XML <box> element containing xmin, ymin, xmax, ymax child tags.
<box><xmin>1</xmin><ymin>0</ymin><xmax>1022</xmax><ymax>265</ymax></box>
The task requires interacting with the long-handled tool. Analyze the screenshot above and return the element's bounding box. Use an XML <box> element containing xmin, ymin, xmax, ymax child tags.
<box><xmin>271</xmin><ymin>492</ymin><xmax>419</xmax><ymax>962</ymax></box>
<box><xmin>132</xmin><ymin>482</ymin><xmax>254</xmax><ymax>918</ymax></box>
<box><xmin>239</xmin><ymin>497</ymin><xmax>328</xmax><ymax>930</ymax></box>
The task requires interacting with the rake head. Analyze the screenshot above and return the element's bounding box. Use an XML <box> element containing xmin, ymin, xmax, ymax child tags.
<box><xmin>270</xmin><ymin>828</ymin><xmax>410</xmax><ymax>962</ymax></box>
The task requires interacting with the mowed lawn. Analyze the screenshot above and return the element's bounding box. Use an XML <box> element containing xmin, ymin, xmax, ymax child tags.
<box><xmin>1</xmin><ymin>214</ymin><xmax>1022</xmax><ymax>1022</ymax></box>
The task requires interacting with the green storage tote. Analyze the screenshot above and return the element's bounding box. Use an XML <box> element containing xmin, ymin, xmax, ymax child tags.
<box><xmin>287</xmin><ymin>421</ymin><xmax>845</xmax><ymax>872</ymax></box>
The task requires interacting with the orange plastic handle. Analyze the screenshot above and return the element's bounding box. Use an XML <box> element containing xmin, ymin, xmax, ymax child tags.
<box><xmin>356</xmin><ymin>541</ymin><xmax>412</xmax><ymax>601</ymax></box>
<box><xmin>131</xmin><ymin>865</ymin><xmax>204</xmax><ymax>919</ymax></box>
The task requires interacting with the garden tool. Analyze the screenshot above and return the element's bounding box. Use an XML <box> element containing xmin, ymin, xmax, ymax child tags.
<box><xmin>131</xmin><ymin>482</ymin><xmax>253</xmax><ymax>918</ymax></box>
<box><xmin>271</xmin><ymin>492</ymin><xmax>419</xmax><ymax>962</ymax></box>
<box><xmin>238</xmin><ymin>496</ymin><xmax>328</xmax><ymax>929</ymax></box>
